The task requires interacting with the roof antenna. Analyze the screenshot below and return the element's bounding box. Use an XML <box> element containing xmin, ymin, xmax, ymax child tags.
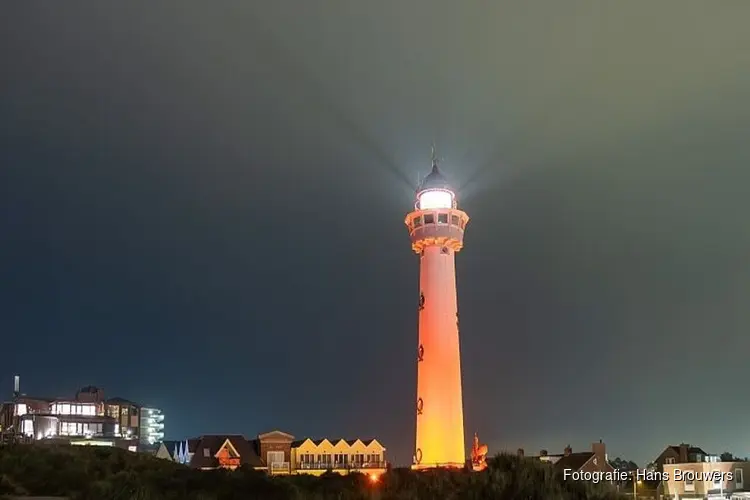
<box><xmin>431</xmin><ymin>141</ymin><xmax>438</xmax><ymax>169</ymax></box>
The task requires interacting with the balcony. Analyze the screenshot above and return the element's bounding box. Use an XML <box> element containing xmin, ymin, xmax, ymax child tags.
<box><xmin>269</xmin><ymin>462</ymin><xmax>291</xmax><ymax>474</ymax></box>
<box><xmin>296</xmin><ymin>462</ymin><xmax>388</xmax><ymax>471</ymax></box>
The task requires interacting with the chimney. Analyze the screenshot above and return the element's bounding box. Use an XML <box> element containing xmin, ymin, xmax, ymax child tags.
<box><xmin>592</xmin><ymin>440</ymin><xmax>606</xmax><ymax>459</ymax></box>
<box><xmin>679</xmin><ymin>444</ymin><xmax>689</xmax><ymax>464</ymax></box>
<box><xmin>517</xmin><ymin>448</ymin><xmax>524</xmax><ymax>458</ymax></box>
<box><xmin>540</xmin><ymin>450</ymin><xmax>548</xmax><ymax>457</ymax></box>
<box><xmin>13</xmin><ymin>375</ymin><xmax>20</xmax><ymax>397</ymax></box>
<box><xmin>564</xmin><ymin>445</ymin><xmax>572</xmax><ymax>456</ymax></box>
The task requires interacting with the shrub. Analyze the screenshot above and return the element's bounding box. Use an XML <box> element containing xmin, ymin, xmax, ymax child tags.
<box><xmin>0</xmin><ymin>445</ymin><xmax>625</xmax><ymax>500</ymax></box>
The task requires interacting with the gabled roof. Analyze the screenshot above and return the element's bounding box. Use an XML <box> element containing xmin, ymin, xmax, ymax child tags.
<box><xmin>291</xmin><ymin>438</ymin><xmax>313</xmax><ymax>448</ymax></box>
<box><xmin>187</xmin><ymin>438</ymin><xmax>200</xmax><ymax>453</ymax></box>
<box><xmin>330</xmin><ymin>438</ymin><xmax>351</xmax><ymax>448</ymax></box>
<box><xmin>290</xmin><ymin>437</ymin><xmax>385</xmax><ymax>451</ymax></box>
<box><xmin>258</xmin><ymin>430</ymin><xmax>295</xmax><ymax>442</ymax></box>
<box><xmin>553</xmin><ymin>452</ymin><xmax>595</xmax><ymax>472</ymax></box>
<box><xmin>666</xmin><ymin>445</ymin><xmax>709</xmax><ymax>456</ymax></box>
<box><xmin>160</xmin><ymin>440</ymin><xmax>179</xmax><ymax>457</ymax></box>
<box><xmin>217</xmin><ymin>438</ymin><xmax>241</xmax><ymax>458</ymax></box>
<box><xmin>188</xmin><ymin>435</ymin><xmax>262</xmax><ymax>469</ymax></box>
<box><xmin>363</xmin><ymin>439</ymin><xmax>385</xmax><ymax>450</ymax></box>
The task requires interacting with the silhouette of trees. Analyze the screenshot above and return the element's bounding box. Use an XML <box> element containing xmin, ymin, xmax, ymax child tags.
<box><xmin>0</xmin><ymin>444</ymin><xmax>625</xmax><ymax>499</ymax></box>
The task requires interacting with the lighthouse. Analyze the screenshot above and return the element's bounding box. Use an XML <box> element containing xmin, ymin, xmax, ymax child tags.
<box><xmin>406</xmin><ymin>147</ymin><xmax>469</xmax><ymax>469</ymax></box>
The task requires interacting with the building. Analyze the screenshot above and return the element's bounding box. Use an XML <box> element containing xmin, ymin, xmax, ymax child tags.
<box><xmin>291</xmin><ymin>438</ymin><xmax>387</xmax><ymax>476</ymax></box>
<box><xmin>653</xmin><ymin>443</ymin><xmax>719</xmax><ymax>472</ymax></box>
<box><xmin>0</xmin><ymin>376</ymin><xmax>151</xmax><ymax>450</ymax></box>
<box><xmin>156</xmin><ymin>431</ymin><xmax>289</xmax><ymax>473</ymax></box>
<box><xmin>139</xmin><ymin>407</ymin><xmax>165</xmax><ymax>446</ymax></box>
<box><xmin>156</xmin><ymin>430</ymin><xmax>387</xmax><ymax>478</ymax></box>
<box><xmin>159</xmin><ymin>435</ymin><xmax>264</xmax><ymax>471</ymax></box>
<box><xmin>662</xmin><ymin>460</ymin><xmax>750</xmax><ymax>499</ymax></box>
<box><xmin>157</xmin><ymin>438</ymin><xmax>200</xmax><ymax>465</ymax></box>
<box><xmin>522</xmin><ymin>441</ymin><xmax>615</xmax><ymax>476</ymax></box>
<box><xmin>405</xmin><ymin>147</ymin><xmax>470</xmax><ymax>469</ymax></box>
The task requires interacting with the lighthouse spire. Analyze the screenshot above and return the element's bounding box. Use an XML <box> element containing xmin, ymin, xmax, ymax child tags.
<box><xmin>431</xmin><ymin>142</ymin><xmax>439</xmax><ymax>172</ymax></box>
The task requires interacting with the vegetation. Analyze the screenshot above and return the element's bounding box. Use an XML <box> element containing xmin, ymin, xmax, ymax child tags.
<box><xmin>0</xmin><ymin>444</ymin><xmax>625</xmax><ymax>499</ymax></box>
<box><xmin>720</xmin><ymin>452</ymin><xmax>748</xmax><ymax>462</ymax></box>
<box><xmin>607</xmin><ymin>457</ymin><xmax>637</xmax><ymax>471</ymax></box>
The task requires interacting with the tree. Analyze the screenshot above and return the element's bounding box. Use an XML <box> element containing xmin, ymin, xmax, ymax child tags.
<box><xmin>609</xmin><ymin>457</ymin><xmax>638</xmax><ymax>471</ymax></box>
<box><xmin>720</xmin><ymin>452</ymin><xmax>736</xmax><ymax>462</ymax></box>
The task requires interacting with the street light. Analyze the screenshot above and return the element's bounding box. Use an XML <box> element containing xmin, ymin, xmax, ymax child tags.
<box><xmin>633</xmin><ymin>477</ymin><xmax>642</xmax><ymax>498</ymax></box>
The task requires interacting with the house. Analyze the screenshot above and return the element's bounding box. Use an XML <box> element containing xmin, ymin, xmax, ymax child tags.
<box><xmin>522</xmin><ymin>441</ymin><xmax>615</xmax><ymax>476</ymax></box>
<box><xmin>156</xmin><ymin>434</ymin><xmax>266</xmax><ymax>471</ymax></box>
<box><xmin>0</xmin><ymin>379</ymin><xmax>154</xmax><ymax>450</ymax></box>
<box><xmin>190</xmin><ymin>435</ymin><xmax>264</xmax><ymax>470</ymax></box>
<box><xmin>257</xmin><ymin>430</ymin><xmax>295</xmax><ymax>474</ymax></box>
<box><xmin>663</xmin><ymin>460</ymin><xmax>750</xmax><ymax>499</ymax></box>
<box><xmin>291</xmin><ymin>438</ymin><xmax>387</xmax><ymax>477</ymax></box>
<box><xmin>653</xmin><ymin>443</ymin><xmax>719</xmax><ymax>471</ymax></box>
<box><xmin>156</xmin><ymin>431</ymin><xmax>387</xmax><ymax>478</ymax></box>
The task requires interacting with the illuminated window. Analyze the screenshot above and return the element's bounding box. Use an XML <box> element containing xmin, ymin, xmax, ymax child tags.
<box><xmin>665</xmin><ymin>457</ymin><xmax>675</xmax><ymax>464</ymax></box>
<box><xmin>437</xmin><ymin>213</ymin><xmax>448</xmax><ymax>224</ymax></box>
<box><xmin>451</xmin><ymin>214</ymin><xmax>459</xmax><ymax>225</ymax></box>
<box><xmin>203</xmin><ymin>448</ymin><xmax>210</xmax><ymax>457</ymax></box>
<box><xmin>423</xmin><ymin>214</ymin><xmax>434</xmax><ymax>224</ymax></box>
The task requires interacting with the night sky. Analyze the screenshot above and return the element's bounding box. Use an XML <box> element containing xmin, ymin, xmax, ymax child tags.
<box><xmin>2</xmin><ymin>1</ymin><xmax>750</xmax><ymax>467</ymax></box>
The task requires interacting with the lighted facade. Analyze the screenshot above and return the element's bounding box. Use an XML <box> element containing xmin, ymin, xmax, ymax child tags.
<box><xmin>156</xmin><ymin>431</ymin><xmax>387</xmax><ymax>478</ymax></box>
<box><xmin>291</xmin><ymin>438</ymin><xmax>387</xmax><ymax>477</ymax></box>
<box><xmin>0</xmin><ymin>379</ymin><xmax>143</xmax><ymax>449</ymax></box>
<box><xmin>405</xmin><ymin>151</ymin><xmax>469</xmax><ymax>469</ymax></box>
<box><xmin>139</xmin><ymin>407</ymin><xmax>165</xmax><ymax>446</ymax></box>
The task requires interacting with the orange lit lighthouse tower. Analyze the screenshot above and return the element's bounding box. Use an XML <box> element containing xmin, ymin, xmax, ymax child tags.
<box><xmin>406</xmin><ymin>147</ymin><xmax>469</xmax><ymax>469</ymax></box>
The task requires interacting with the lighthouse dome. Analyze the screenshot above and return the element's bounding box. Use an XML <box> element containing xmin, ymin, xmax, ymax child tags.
<box><xmin>419</xmin><ymin>163</ymin><xmax>453</xmax><ymax>192</ymax></box>
<box><xmin>417</xmin><ymin>162</ymin><xmax>455</xmax><ymax>210</ymax></box>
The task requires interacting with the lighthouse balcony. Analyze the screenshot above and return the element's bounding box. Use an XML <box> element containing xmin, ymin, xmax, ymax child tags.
<box><xmin>406</xmin><ymin>208</ymin><xmax>469</xmax><ymax>253</ymax></box>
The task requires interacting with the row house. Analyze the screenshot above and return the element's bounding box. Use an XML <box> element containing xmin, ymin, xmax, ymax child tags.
<box><xmin>156</xmin><ymin>430</ymin><xmax>387</xmax><ymax>478</ymax></box>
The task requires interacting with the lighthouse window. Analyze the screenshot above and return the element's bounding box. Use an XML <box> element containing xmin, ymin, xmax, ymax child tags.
<box><xmin>423</xmin><ymin>214</ymin><xmax>435</xmax><ymax>224</ymax></box>
<box><xmin>413</xmin><ymin>216</ymin><xmax>422</xmax><ymax>227</ymax></box>
<box><xmin>451</xmin><ymin>215</ymin><xmax>460</xmax><ymax>225</ymax></box>
<box><xmin>437</xmin><ymin>213</ymin><xmax>448</xmax><ymax>224</ymax></box>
